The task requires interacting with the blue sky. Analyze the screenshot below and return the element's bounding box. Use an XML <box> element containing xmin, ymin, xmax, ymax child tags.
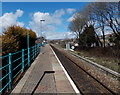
<box><xmin>1</xmin><ymin>2</ymin><xmax>89</xmax><ymax>39</ymax></box>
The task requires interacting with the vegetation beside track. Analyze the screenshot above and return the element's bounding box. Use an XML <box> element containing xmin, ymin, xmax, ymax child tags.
<box><xmin>73</xmin><ymin>47</ymin><xmax>120</xmax><ymax>73</ymax></box>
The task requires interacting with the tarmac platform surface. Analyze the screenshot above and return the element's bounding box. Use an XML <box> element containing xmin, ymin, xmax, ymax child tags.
<box><xmin>11</xmin><ymin>44</ymin><xmax>76</xmax><ymax>94</ymax></box>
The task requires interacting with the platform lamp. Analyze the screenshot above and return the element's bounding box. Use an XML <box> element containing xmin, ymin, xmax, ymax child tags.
<box><xmin>40</xmin><ymin>19</ymin><xmax>45</xmax><ymax>37</ymax></box>
<box><xmin>40</xmin><ymin>19</ymin><xmax>45</xmax><ymax>46</ymax></box>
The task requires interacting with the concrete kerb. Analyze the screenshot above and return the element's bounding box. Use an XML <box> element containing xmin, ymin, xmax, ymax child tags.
<box><xmin>50</xmin><ymin>45</ymin><xmax>80</xmax><ymax>94</ymax></box>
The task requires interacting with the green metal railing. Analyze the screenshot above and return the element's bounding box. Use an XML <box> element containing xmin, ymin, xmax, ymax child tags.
<box><xmin>0</xmin><ymin>44</ymin><xmax>40</xmax><ymax>93</ymax></box>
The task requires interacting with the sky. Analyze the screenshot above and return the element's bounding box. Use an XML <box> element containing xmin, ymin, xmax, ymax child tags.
<box><xmin>2</xmin><ymin>0</ymin><xmax>119</xmax><ymax>2</ymax></box>
<box><xmin>1</xmin><ymin>2</ymin><xmax>89</xmax><ymax>39</ymax></box>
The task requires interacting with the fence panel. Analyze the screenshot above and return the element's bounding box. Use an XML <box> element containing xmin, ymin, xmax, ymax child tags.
<box><xmin>0</xmin><ymin>44</ymin><xmax>40</xmax><ymax>94</ymax></box>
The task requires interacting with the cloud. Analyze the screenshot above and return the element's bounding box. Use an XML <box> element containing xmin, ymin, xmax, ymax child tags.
<box><xmin>67</xmin><ymin>14</ymin><xmax>76</xmax><ymax>22</ymax></box>
<box><xmin>67</xmin><ymin>16</ymin><xmax>74</xmax><ymax>22</ymax></box>
<box><xmin>0</xmin><ymin>9</ymin><xmax>24</xmax><ymax>33</ymax></box>
<box><xmin>29</xmin><ymin>8</ymin><xmax>77</xmax><ymax>39</ymax></box>
<box><xmin>45</xmin><ymin>31</ymin><xmax>65</xmax><ymax>39</ymax></box>
<box><xmin>46</xmin><ymin>31</ymin><xmax>75</xmax><ymax>40</ymax></box>
<box><xmin>66</xmin><ymin>8</ymin><xmax>76</xmax><ymax>14</ymax></box>
<box><xmin>17</xmin><ymin>22</ymin><xmax>24</xmax><ymax>27</ymax></box>
<box><xmin>15</xmin><ymin>9</ymin><xmax>24</xmax><ymax>17</ymax></box>
<box><xmin>53</xmin><ymin>9</ymin><xmax>65</xmax><ymax>18</ymax></box>
<box><xmin>29</xmin><ymin>9</ymin><xmax>66</xmax><ymax>39</ymax></box>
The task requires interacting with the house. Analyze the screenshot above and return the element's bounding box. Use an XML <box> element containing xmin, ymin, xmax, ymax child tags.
<box><xmin>99</xmin><ymin>33</ymin><xmax>115</xmax><ymax>47</ymax></box>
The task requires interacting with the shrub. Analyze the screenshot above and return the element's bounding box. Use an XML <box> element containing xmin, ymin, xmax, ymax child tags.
<box><xmin>2</xmin><ymin>26</ymin><xmax>37</xmax><ymax>55</ymax></box>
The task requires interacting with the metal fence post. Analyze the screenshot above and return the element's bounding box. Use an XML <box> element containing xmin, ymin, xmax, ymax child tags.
<box><xmin>9</xmin><ymin>53</ymin><xmax>12</xmax><ymax>90</ymax></box>
<box><xmin>32</xmin><ymin>46</ymin><xmax>34</xmax><ymax>60</ymax></box>
<box><xmin>36</xmin><ymin>44</ymin><xmax>38</xmax><ymax>56</ymax></box>
<box><xmin>35</xmin><ymin>45</ymin><xmax>37</xmax><ymax>57</ymax></box>
<box><xmin>28</xmin><ymin>48</ymin><xmax>30</xmax><ymax>66</ymax></box>
<box><xmin>22</xmin><ymin>49</ymin><xmax>24</xmax><ymax>72</ymax></box>
<box><xmin>37</xmin><ymin>44</ymin><xmax>38</xmax><ymax>55</ymax></box>
<box><xmin>35</xmin><ymin>45</ymin><xmax>36</xmax><ymax>57</ymax></box>
<box><xmin>37</xmin><ymin>44</ymin><xmax>39</xmax><ymax>53</ymax></box>
<box><xmin>39</xmin><ymin>45</ymin><xmax>41</xmax><ymax>53</ymax></box>
<box><xmin>33</xmin><ymin>46</ymin><xmax>34</xmax><ymax>60</ymax></box>
<box><xmin>37</xmin><ymin>44</ymin><xmax>39</xmax><ymax>55</ymax></box>
<box><xmin>34</xmin><ymin>46</ymin><xmax>36</xmax><ymax>59</ymax></box>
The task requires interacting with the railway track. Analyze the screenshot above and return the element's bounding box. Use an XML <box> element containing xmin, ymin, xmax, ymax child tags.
<box><xmin>69</xmin><ymin>51</ymin><xmax>120</xmax><ymax>78</ymax></box>
<box><xmin>51</xmin><ymin>45</ymin><xmax>116</xmax><ymax>95</ymax></box>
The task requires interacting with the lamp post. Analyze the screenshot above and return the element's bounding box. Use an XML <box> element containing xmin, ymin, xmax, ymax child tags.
<box><xmin>40</xmin><ymin>20</ymin><xmax>45</xmax><ymax>46</ymax></box>
<box><xmin>40</xmin><ymin>19</ymin><xmax>45</xmax><ymax>37</ymax></box>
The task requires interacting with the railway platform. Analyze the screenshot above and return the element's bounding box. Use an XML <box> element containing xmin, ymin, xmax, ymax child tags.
<box><xmin>11</xmin><ymin>44</ymin><xmax>77</xmax><ymax>94</ymax></box>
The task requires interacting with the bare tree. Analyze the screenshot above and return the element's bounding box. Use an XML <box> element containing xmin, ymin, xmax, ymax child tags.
<box><xmin>68</xmin><ymin>2</ymin><xmax>119</xmax><ymax>47</ymax></box>
<box><xmin>92</xmin><ymin>2</ymin><xmax>120</xmax><ymax>38</ymax></box>
<box><xmin>68</xmin><ymin>13</ymin><xmax>86</xmax><ymax>46</ymax></box>
<box><xmin>77</xmin><ymin>3</ymin><xmax>103</xmax><ymax>47</ymax></box>
<box><xmin>85</xmin><ymin>2</ymin><xmax>120</xmax><ymax>47</ymax></box>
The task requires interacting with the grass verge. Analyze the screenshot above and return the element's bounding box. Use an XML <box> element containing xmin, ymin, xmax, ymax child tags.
<box><xmin>73</xmin><ymin>50</ymin><xmax>120</xmax><ymax>73</ymax></box>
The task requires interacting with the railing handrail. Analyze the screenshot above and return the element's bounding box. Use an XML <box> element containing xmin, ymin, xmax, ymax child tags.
<box><xmin>0</xmin><ymin>44</ymin><xmax>40</xmax><ymax>93</ymax></box>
